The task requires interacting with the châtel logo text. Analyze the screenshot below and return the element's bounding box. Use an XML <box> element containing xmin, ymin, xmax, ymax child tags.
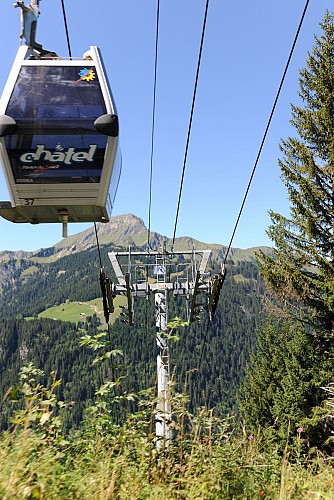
<box><xmin>20</xmin><ymin>144</ymin><xmax>97</xmax><ymax>165</ymax></box>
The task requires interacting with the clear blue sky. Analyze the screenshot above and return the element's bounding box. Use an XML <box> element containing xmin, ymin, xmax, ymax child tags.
<box><xmin>0</xmin><ymin>0</ymin><xmax>330</xmax><ymax>251</ymax></box>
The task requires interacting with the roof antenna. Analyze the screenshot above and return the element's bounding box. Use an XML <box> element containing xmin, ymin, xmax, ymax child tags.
<box><xmin>13</xmin><ymin>1</ymin><xmax>57</xmax><ymax>57</ymax></box>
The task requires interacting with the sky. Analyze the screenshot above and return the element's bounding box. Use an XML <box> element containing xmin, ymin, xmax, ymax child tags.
<box><xmin>0</xmin><ymin>0</ymin><xmax>330</xmax><ymax>251</ymax></box>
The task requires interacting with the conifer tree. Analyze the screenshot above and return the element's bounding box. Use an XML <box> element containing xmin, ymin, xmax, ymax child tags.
<box><xmin>240</xmin><ymin>317</ymin><xmax>333</xmax><ymax>444</ymax></box>
<box><xmin>240</xmin><ymin>11</ymin><xmax>334</xmax><ymax>448</ymax></box>
<box><xmin>259</xmin><ymin>11</ymin><xmax>334</xmax><ymax>330</ymax></box>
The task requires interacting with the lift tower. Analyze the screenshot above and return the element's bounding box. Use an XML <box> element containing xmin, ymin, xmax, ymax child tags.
<box><xmin>105</xmin><ymin>245</ymin><xmax>225</xmax><ymax>446</ymax></box>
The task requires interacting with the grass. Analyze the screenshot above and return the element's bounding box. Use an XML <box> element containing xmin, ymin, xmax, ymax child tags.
<box><xmin>1</xmin><ymin>407</ymin><xmax>334</xmax><ymax>499</ymax></box>
<box><xmin>1</xmin><ymin>363</ymin><xmax>334</xmax><ymax>499</ymax></box>
<box><xmin>20</xmin><ymin>265</ymin><xmax>39</xmax><ymax>277</ymax></box>
<box><xmin>232</xmin><ymin>273</ymin><xmax>254</xmax><ymax>283</ymax></box>
<box><xmin>26</xmin><ymin>296</ymin><xmax>127</xmax><ymax>326</ymax></box>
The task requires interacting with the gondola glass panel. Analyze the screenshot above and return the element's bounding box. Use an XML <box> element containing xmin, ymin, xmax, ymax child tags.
<box><xmin>6</xmin><ymin>65</ymin><xmax>107</xmax><ymax>185</ymax></box>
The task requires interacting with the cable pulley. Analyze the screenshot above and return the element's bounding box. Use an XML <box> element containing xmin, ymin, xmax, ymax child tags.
<box><xmin>208</xmin><ymin>264</ymin><xmax>226</xmax><ymax>321</ymax></box>
<box><xmin>99</xmin><ymin>267</ymin><xmax>115</xmax><ymax>324</ymax></box>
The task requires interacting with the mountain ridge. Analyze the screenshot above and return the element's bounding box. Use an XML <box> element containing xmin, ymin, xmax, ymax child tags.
<box><xmin>0</xmin><ymin>214</ymin><xmax>271</xmax><ymax>263</ymax></box>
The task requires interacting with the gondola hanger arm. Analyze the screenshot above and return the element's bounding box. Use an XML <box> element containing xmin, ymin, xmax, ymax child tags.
<box><xmin>13</xmin><ymin>1</ymin><xmax>57</xmax><ymax>57</ymax></box>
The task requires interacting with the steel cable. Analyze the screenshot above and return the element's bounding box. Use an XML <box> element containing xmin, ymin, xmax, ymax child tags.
<box><xmin>147</xmin><ymin>0</ymin><xmax>161</xmax><ymax>250</ymax></box>
<box><xmin>172</xmin><ymin>0</ymin><xmax>210</xmax><ymax>245</ymax></box>
<box><xmin>223</xmin><ymin>0</ymin><xmax>311</xmax><ymax>265</ymax></box>
<box><xmin>60</xmin><ymin>0</ymin><xmax>105</xmax><ymax>279</ymax></box>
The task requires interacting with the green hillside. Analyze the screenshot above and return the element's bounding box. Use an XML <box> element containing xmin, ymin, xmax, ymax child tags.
<box><xmin>34</xmin><ymin>296</ymin><xmax>127</xmax><ymax>326</ymax></box>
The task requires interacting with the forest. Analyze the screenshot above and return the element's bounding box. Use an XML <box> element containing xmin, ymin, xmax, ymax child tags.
<box><xmin>0</xmin><ymin>242</ymin><xmax>262</xmax><ymax>431</ymax></box>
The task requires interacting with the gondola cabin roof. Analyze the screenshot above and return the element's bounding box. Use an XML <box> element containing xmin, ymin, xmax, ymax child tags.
<box><xmin>0</xmin><ymin>45</ymin><xmax>121</xmax><ymax>234</ymax></box>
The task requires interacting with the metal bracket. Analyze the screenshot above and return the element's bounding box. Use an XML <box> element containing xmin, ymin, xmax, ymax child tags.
<box><xmin>188</xmin><ymin>250</ymin><xmax>211</xmax><ymax>323</ymax></box>
<box><xmin>99</xmin><ymin>267</ymin><xmax>115</xmax><ymax>323</ymax></box>
<box><xmin>124</xmin><ymin>272</ymin><xmax>134</xmax><ymax>326</ymax></box>
<box><xmin>208</xmin><ymin>264</ymin><xmax>226</xmax><ymax>321</ymax></box>
<box><xmin>58</xmin><ymin>209</ymin><xmax>69</xmax><ymax>238</ymax></box>
<box><xmin>14</xmin><ymin>1</ymin><xmax>57</xmax><ymax>57</ymax></box>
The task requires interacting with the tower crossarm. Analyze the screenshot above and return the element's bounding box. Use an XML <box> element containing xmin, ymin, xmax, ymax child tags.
<box><xmin>108</xmin><ymin>248</ymin><xmax>213</xmax><ymax>323</ymax></box>
<box><xmin>109</xmin><ymin>252</ymin><xmax>127</xmax><ymax>286</ymax></box>
<box><xmin>198</xmin><ymin>249</ymin><xmax>211</xmax><ymax>275</ymax></box>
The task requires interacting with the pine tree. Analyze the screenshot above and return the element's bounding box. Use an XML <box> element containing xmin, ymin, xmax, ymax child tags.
<box><xmin>240</xmin><ymin>317</ymin><xmax>334</xmax><ymax>443</ymax></box>
<box><xmin>259</xmin><ymin>11</ymin><xmax>334</xmax><ymax>330</ymax></box>
<box><xmin>241</xmin><ymin>11</ymin><xmax>334</xmax><ymax>449</ymax></box>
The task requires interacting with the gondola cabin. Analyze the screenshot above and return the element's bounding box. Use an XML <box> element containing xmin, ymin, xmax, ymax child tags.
<box><xmin>0</xmin><ymin>45</ymin><xmax>121</xmax><ymax>235</ymax></box>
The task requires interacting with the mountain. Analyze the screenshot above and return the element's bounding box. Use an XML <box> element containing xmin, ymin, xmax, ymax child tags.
<box><xmin>0</xmin><ymin>214</ymin><xmax>266</xmax><ymax>431</ymax></box>
<box><xmin>3</xmin><ymin>213</ymin><xmax>269</xmax><ymax>263</ymax></box>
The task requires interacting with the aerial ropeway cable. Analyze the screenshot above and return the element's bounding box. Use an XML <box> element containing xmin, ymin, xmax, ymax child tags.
<box><xmin>195</xmin><ymin>0</ymin><xmax>312</xmax><ymax>370</ymax></box>
<box><xmin>171</xmin><ymin>0</ymin><xmax>210</xmax><ymax>247</ymax></box>
<box><xmin>222</xmin><ymin>0</ymin><xmax>311</xmax><ymax>266</ymax></box>
<box><xmin>147</xmin><ymin>0</ymin><xmax>160</xmax><ymax>251</ymax></box>
<box><xmin>57</xmin><ymin>0</ymin><xmax>117</xmax><ymax>320</ymax></box>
